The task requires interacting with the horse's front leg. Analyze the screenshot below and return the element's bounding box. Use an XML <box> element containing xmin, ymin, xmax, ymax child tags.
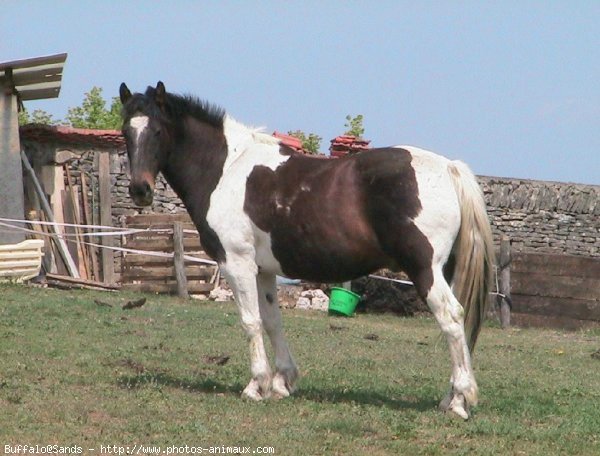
<box><xmin>257</xmin><ymin>272</ymin><xmax>299</xmax><ymax>397</ymax></box>
<box><xmin>220</xmin><ymin>256</ymin><xmax>272</xmax><ymax>401</ymax></box>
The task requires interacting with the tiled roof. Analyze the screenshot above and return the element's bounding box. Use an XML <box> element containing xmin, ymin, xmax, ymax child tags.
<box><xmin>19</xmin><ymin>124</ymin><xmax>371</xmax><ymax>159</ymax></box>
<box><xmin>19</xmin><ymin>124</ymin><xmax>125</xmax><ymax>149</ymax></box>
<box><xmin>272</xmin><ymin>131</ymin><xmax>304</xmax><ymax>152</ymax></box>
<box><xmin>329</xmin><ymin>135</ymin><xmax>371</xmax><ymax>157</ymax></box>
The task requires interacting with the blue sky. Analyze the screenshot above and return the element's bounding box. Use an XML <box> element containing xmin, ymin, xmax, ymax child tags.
<box><xmin>3</xmin><ymin>1</ymin><xmax>599</xmax><ymax>184</ymax></box>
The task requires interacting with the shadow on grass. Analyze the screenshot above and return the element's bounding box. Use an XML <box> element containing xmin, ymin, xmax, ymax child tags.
<box><xmin>117</xmin><ymin>370</ymin><xmax>436</xmax><ymax>412</ymax></box>
<box><xmin>117</xmin><ymin>371</ymin><xmax>244</xmax><ymax>396</ymax></box>
<box><xmin>295</xmin><ymin>386</ymin><xmax>437</xmax><ymax>412</ymax></box>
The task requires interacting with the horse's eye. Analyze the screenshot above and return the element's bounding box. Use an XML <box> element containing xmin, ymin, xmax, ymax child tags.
<box><xmin>154</xmin><ymin>129</ymin><xmax>161</xmax><ymax>137</ymax></box>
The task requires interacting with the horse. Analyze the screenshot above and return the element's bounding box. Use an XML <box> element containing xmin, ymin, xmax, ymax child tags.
<box><xmin>119</xmin><ymin>81</ymin><xmax>495</xmax><ymax>419</ymax></box>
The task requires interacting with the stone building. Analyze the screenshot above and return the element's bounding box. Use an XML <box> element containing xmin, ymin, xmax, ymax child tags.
<box><xmin>19</xmin><ymin>124</ymin><xmax>599</xmax><ymax>286</ymax></box>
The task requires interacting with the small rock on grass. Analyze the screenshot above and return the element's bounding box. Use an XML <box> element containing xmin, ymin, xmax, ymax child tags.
<box><xmin>122</xmin><ymin>297</ymin><xmax>146</xmax><ymax>310</ymax></box>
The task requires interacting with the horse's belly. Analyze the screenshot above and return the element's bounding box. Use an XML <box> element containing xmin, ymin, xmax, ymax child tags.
<box><xmin>253</xmin><ymin>227</ymin><xmax>286</xmax><ymax>276</ymax></box>
<box><xmin>244</xmin><ymin>150</ymin><xmax>413</xmax><ymax>281</ymax></box>
<box><xmin>261</xmin><ymin>215</ymin><xmax>389</xmax><ymax>283</ymax></box>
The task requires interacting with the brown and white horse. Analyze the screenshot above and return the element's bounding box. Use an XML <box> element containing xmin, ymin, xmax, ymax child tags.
<box><xmin>119</xmin><ymin>81</ymin><xmax>495</xmax><ymax>419</ymax></box>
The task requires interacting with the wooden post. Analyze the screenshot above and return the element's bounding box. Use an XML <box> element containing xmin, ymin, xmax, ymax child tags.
<box><xmin>498</xmin><ymin>235</ymin><xmax>512</xmax><ymax>329</ymax></box>
<box><xmin>80</xmin><ymin>171</ymin><xmax>100</xmax><ymax>281</ymax></box>
<box><xmin>98</xmin><ymin>151</ymin><xmax>114</xmax><ymax>284</ymax></box>
<box><xmin>61</xmin><ymin>189</ymin><xmax>81</xmax><ymax>274</ymax></box>
<box><xmin>173</xmin><ymin>221</ymin><xmax>189</xmax><ymax>298</ymax></box>
<box><xmin>24</xmin><ymin>168</ymin><xmax>54</xmax><ymax>273</ymax></box>
<box><xmin>63</xmin><ymin>165</ymin><xmax>89</xmax><ymax>279</ymax></box>
<box><xmin>48</xmin><ymin>164</ymin><xmax>68</xmax><ymax>275</ymax></box>
<box><xmin>26</xmin><ymin>210</ymin><xmax>53</xmax><ymax>273</ymax></box>
<box><xmin>20</xmin><ymin>151</ymin><xmax>80</xmax><ymax>278</ymax></box>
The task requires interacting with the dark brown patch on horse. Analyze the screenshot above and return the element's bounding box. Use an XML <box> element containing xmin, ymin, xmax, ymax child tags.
<box><xmin>361</xmin><ymin>148</ymin><xmax>434</xmax><ymax>298</ymax></box>
<box><xmin>244</xmin><ymin>148</ymin><xmax>434</xmax><ymax>293</ymax></box>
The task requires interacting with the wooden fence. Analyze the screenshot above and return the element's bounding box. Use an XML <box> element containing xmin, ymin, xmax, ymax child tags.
<box><xmin>509</xmin><ymin>251</ymin><xmax>600</xmax><ymax>329</ymax></box>
<box><xmin>121</xmin><ymin>213</ymin><xmax>218</xmax><ymax>295</ymax></box>
<box><xmin>120</xmin><ymin>215</ymin><xmax>600</xmax><ymax>327</ymax></box>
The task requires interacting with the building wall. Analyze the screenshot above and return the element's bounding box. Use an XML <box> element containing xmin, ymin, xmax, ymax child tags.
<box><xmin>111</xmin><ymin>154</ymin><xmax>599</xmax><ymax>258</ymax></box>
<box><xmin>22</xmin><ymin>144</ymin><xmax>600</xmax><ymax>260</ymax></box>
<box><xmin>112</xmin><ymin>153</ymin><xmax>182</xmax><ymax>218</ymax></box>
<box><xmin>480</xmin><ymin>176</ymin><xmax>599</xmax><ymax>257</ymax></box>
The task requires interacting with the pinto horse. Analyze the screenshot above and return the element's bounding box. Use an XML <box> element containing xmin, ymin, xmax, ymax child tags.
<box><xmin>119</xmin><ymin>81</ymin><xmax>495</xmax><ymax>419</ymax></box>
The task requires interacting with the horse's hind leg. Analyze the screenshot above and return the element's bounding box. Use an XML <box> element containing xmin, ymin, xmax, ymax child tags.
<box><xmin>220</xmin><ymin>255</ymin><xmax>272</xmax><ymax>401</ymax></box>
<box><xmin>416</xmin><ymin>265</ymin><xmax>478</xmax><ymax>419</ymax></box>
<box><xmin>257</xmin><ymin>273</ymin><xmax>299</xmax><ymax>397</ymax></box>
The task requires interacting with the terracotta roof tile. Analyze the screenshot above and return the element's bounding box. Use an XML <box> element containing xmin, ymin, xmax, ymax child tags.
<box><xmin>20</xmin><ymin>124</ymin><xmax>125</xmax><ymax>149</ymax></box>
<box><xmin>329</xmin><ymin>135</ymin><xmax>371</xmax><ymax>157</ymax></box>
<box><xmin>272</xmin><ymin>131</ymin><xmax>304</xmax><ymax>152</ymax></box>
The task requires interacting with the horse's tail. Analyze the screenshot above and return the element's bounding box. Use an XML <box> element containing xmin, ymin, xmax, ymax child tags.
<box><xmin>447</xmin><ymin>160</ymin><xmax>495</xmax><ymax>353</ymax></box>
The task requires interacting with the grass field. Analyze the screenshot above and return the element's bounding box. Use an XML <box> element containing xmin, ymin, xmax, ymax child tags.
<box><xmin>1</xmin><ymin>283</ymin><xmax>599</xmax><ymax>455</ymax></box>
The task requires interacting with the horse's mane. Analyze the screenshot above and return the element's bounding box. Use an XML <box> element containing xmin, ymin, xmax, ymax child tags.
<box><xmin>122</xmin><ymin>86</ymin><xmax>281</xmax><ymax>150</ymax></box>
<box><xmin>123</xmin><ymin>86</ymin><xmax>226</xmax><ymax>129</ymax></box>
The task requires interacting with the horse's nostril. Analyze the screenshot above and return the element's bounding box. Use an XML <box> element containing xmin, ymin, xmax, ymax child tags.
<box><xmin>130</xmin><ymin>182</ymin><xmax>152</xmax><ymax>200</ymax></box>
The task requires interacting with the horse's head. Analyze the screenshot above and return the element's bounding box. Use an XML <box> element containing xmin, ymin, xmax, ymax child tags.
<box><xmin>119</xmin><ymin>81</ymin><xmax>170</xmax><ymax>206</ymax></box>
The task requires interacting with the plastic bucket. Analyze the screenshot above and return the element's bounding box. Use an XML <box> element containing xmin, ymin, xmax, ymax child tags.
<box><xmin>328</xmin><ymin>287</ymin><xmax>361</xmax><ymax>317</ymax></box>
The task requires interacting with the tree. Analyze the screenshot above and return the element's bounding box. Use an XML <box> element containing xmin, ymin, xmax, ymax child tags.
<box><xmin>344</xmin><ymin>114</ymin><xmax>365</xmax><ymax>138</ymax></box>
<box><xmin>287</xmin><ymin>130</ymin><xmax>322</xmax><ymax>154</ymax></box>
<box><xmin>65</xmin><ymin>87</ymin><xmax>122</xmax><ymax>129</ymax></box>
<box><xmin>18</xmin><ymin>108</ymin><xmax>57</xmax><ymax>126</ymax></box>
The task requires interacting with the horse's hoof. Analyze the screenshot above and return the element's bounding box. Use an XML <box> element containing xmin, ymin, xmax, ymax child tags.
<box><xmin>449</xmin><ymin>403</ymin><xmax>469</xmax><ymax>420</ymax></box>
<box><xmin>278</xmin><ymin>365</ymin><xmax>299</xmax><ymax>394</ymax></box>
<box><xmin>439</xmin><ymin>393</ymin><xmax>470</xmax><ymax>420</ymax></box>
<box><xmin>241</xmin><ymin>378</ymin><xmax>269</xmax><ymax>401</ymax></box>
<box><xmin>463</xmin><ymin>384</ymin><xmax>479</xmax><ymax>407</ymax></box>
<box><xmin>241</xmin><ymin>389</ymin><xmax>263</xmax><ymax>401</ymax></box>
<box><xmin>272</xmin><ymin>373</ymin><xmax>291</xmax><ymax>398</ymax></box>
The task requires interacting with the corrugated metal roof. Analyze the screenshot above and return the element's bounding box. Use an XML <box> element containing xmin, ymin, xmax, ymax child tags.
<box><xmin>0</xmin><ymin>53</ymin><xmax>67</xmax><ymax>101</ymax></box>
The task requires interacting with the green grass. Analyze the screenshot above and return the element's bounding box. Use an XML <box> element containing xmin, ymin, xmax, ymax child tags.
<box><xmin>1</xmin><ymin>283</ymin><xmax>599</xmax><ymax>455</ymax></box>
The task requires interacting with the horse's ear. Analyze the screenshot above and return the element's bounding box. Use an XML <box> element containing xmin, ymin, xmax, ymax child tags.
<box><xmin>155</xmin><ymin>81</ymin><xmax>166</xmax><ymax>108</ymax></box>
<box><xmin>119</xmin><ymin>83</ymin><xmax>132</xmax><ymax>104</ymax></box>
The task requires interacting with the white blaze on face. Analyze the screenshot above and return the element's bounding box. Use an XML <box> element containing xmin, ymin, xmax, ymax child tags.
<box><xmin>130</xmin><ymin>115</ymin><xmax>149</xmax><ymax>144</ymax></box>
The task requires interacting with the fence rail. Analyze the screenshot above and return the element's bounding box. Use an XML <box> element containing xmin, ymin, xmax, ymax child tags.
<box><xmin>121</xmin><ymin>213</ymin><xmax>217</xmax><ymax>296</ymax></box>
<box><xmin>509</xmin><ymin>251</ymin><xmax>600</xmax><ymax>329</ymax></box>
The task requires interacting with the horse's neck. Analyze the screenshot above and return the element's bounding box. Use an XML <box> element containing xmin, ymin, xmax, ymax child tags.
<box><xmin>161</xmin><ymin>117</ymin><xmax>227</xmax><ymax>221</ymax></box>
<box><xmin>162</xmin><ymin>116</ymin><xmax>281</xmax><ymax>220</ymax></box>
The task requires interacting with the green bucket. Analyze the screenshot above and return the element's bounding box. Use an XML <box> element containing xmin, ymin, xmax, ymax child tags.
<box><xmin>329</xmin><ymin>287</ymin><xmax>361</xmax><ymax>317</ymax></box>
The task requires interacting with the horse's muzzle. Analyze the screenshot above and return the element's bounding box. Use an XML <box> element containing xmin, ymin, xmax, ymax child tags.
<box><xmin>129</xmin><ymin>181</ymin><xmax>154</xmax><ymax>207</ymax></box>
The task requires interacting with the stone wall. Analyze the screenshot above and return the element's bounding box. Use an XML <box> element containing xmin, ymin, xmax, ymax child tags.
<box><xmin>479</xmin><ymin>176</ymin><xmax>599</xmax><ymax>257</ymax></box>
<box><xmin>42</xmin><ymin>149</ymin><xmax>600</xmax><ymax>260</ymax></box>
<box><xmin>111</xmin><ymin>153</ymin><xmax>187</xmax><ymax>222</ymax></box>
<box><xmin>20</xmin><ymin>122</ymin><xmax>598</xmax><ymax>261</ymax></box>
